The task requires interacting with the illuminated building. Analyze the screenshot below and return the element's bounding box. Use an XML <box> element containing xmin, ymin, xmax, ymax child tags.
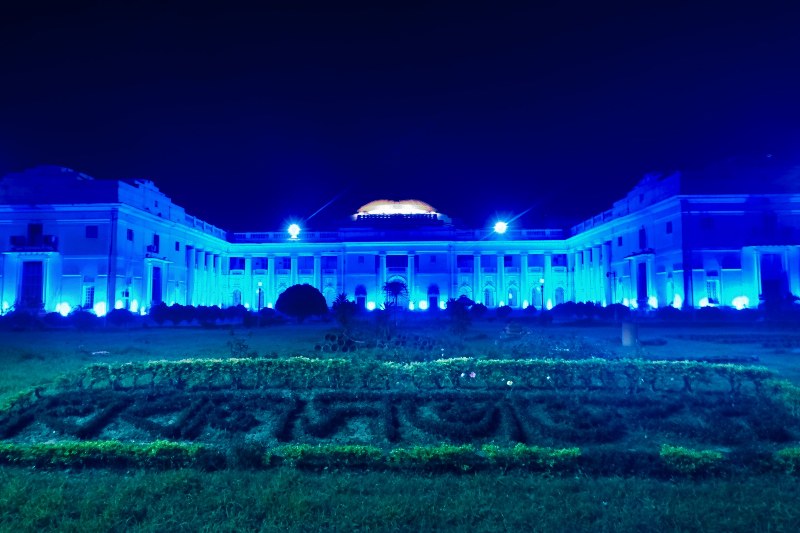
<box><xmin>0</xmin><ymin>166</ymin><xmax>798</xmax><ymax>314</ymax></box>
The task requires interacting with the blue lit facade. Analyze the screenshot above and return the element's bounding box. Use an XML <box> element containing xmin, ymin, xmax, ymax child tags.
<box><xmin>0</xmin><ymin>166</ymin><xmax>798</xmax><ymax>315</ymax></box>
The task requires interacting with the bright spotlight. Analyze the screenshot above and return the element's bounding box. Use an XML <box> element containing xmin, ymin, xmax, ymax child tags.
<box><xmin>288</xmin><ymin>223</ymin><xmax>301</xmax><ymax>239</ymax></box>
<box><xmin>493</xmin><ymin>221</ymin><xmax>508</xmax><ymax>234</ymax></box>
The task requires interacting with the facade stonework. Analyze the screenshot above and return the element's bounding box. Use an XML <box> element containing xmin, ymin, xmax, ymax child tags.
<box><xmin>1</xmin><ymin>166</ymin><xmax>798</xmax><ymax>315</ymax></box>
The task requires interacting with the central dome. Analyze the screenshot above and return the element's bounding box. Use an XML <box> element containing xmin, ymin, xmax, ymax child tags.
<box><xmin>356</xmin><ymin>199</ymin><xmax>438</xmax><ymax>216</ymax></box>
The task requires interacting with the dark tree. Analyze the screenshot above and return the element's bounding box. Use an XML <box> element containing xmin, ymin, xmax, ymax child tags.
<box><xmin>383</xmin><ymin>280</ymin><xmax>408</xmax><ymax>308</ymax></box>
<box><xmin>275</xmin><ymin>284</ymin><xmax>329</xmax><ymax>323</ymax></box>
<box><xmin>332</xmin><ymin>293</ymin><xmax>358</xmax><ymax>330</ymax></box>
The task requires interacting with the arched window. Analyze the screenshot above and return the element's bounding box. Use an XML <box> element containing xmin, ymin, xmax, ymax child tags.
<box><xmin>532</xmin><ymin>286</ymin><xmax>543</xmax><ymax>309</ymax></box>
<box><xmin>355</xmin><ymin>285</ymin><xmax>367</xmax><ymax>309</ymax></box>
<box><xmin>427</xmin><ymin>284</ymin><xmax>440</xmax><ymax>310</ymax></box>
<box><xmin>507</xmin><ymin>287</ymin><xmax>519</xmax><ymax>308</ymax></box>
<box><xmin>483</xmin><ymin>287</ymin><xmax>495</xmax><ymax>308</ymax></box>
<box><xmin>554</xmin><ymin>287</ymin><xmax>565</xmax><ymax>305</ymax></box>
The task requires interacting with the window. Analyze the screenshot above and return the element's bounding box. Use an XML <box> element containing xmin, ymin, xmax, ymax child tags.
<box><xmin>701</xmin><ymin>217</ymin><xmax>715</xmax><ymax>230</ymax></box>
<box><xmin>252</xmin><ymin>257</ymin><xmax>268</xmax><ymax>270</ymax></box>
<box><xmin>638</xmin><ymin>227</ymin><xmax>647</xmax><ymax>249</ymax></box>
<box><xmin>706</xmin><ymin>279</ymin><xmax>719</xmax><ymax>304</ymax></box>
<box><xmin>666</xmin><ymin>221</ymin><xmax>673</xmax><ymax>234</ymax></box>
<box><xmin>504</xmin><ymin>255</ymin><xmax>513</xmax><ymax>268</ymax></box>
<box><xmin>457</xmin><ymin>255</ymin><xmax>473</xmax><ymax>270</ymax></box>
<box><xmin>83</xmin><ymin>286</ymin><xmax>95</xmax><ymax>308</ymax></box>
<box><xmin>322</xmin><ymin>256</ymin><xmax>338</xmax><ymax>270</ymax></box>
<box><xmin>430</xmin><ymin>255</ymin><xmax>437</xmax><ymax>263</ymax></box>
<box><xmin>175</xmin><ymin>241</ymin><xmax>180</xmax><ymax>251</ymax></box>
<box><xmin>85</xmin><ymin>225</ymin><xmax>98</xmax><ymax>238</ymax></box>
<box><xmin>127</xmin><ymin>229</ymin><xmax>134</xmax><ymax>241</ymax></box>
<box><xmin>229</xmin><ymin>257</ymin><xmax>245</xmax><ymax>270</ymax></box>
<box><xmin>617</xmin><ymin>236</ymin><xmax>623</xmax><ymax>246</ymax></box>
<box><xmin>358</xmin><ymin>255</ymin><xmax>365</xmax><ymax>264</ymax></box>
<box><xmin>152</xmin><ymin>234</ymin><xmax>160</xmax><ymax>253</ymax></box>
<box><xmin>27</xmin><ymin>223</ymin><xmax>43</xmax><ymax>241</ymax></box>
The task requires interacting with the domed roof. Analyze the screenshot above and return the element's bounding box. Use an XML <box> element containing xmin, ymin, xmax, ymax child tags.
<box><xmin>356</xmin><ymin>199</ymin><xmax>438</xmax><ymax>216</ymax></box>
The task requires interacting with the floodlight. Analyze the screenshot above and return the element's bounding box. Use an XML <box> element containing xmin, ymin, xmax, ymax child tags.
<box><xmin>288</xmin><ymin>223</ymin><xmax>301</xmax><ymax>239</ymax></box>
<box><xmin>493</xmin><ymin>221</ymin><xmax>508</xmax><ymax>234</ymax></box>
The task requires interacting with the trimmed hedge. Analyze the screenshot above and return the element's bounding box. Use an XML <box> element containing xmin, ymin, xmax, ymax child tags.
<box><xmin>54</xmin><ymin>357</ymin><xmax>777</xmax><ymax>399</ymax></box>
<box><xmin>0</xmin><ymin>440</ymin><xmax>208</xmax><ymax>468</ymax></box>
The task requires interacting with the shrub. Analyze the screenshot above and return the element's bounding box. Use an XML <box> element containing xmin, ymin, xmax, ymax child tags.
<box><xmin>470</xmin><ymin>303</ymin><xmax>488</xmax><ymax>318</ymax></box>
<box><xmin>496</xmin><ymin>305</ymin><xmax>513</xmax><ymax>319</ymax></box>
<box><xmin>446</xmin><ymin>297</ymin><xmax>472</xmax><ymax>333</ymax></box>
<box><xmin>659</xmin><ymin>444</ymin><xmax>724</xmax><ymax>476</ymax></box>
<box><xmin>106</xmin><ymin>308</ymin><xmax>136</xmax><ymax>327</ymax></box>
<box><xmin>775</xmin><ymin>447</ymin><xmax>800</xmax><ymax>475</ymax></box>
<box><xmin>332</xmin><ymin>293</ymin><xmax>358</xmax><ymax>330</ymax></box>
<box><xmin>276</xmin><ymin>284</ymin><xmax>329</xmax><ymax>323</ymax></box>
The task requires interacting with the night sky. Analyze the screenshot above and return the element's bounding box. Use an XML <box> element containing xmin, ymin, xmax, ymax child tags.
<box><xmin>2</xmin><ymin>3</ymin><xmax>800</xmax><ymax>231</ymax></box>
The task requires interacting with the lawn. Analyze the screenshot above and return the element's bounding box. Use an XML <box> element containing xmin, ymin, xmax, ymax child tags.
<box><xmin>1</xmin><ymin>316</ymin><xmax>799</xmax><ymax>531</ymax></box>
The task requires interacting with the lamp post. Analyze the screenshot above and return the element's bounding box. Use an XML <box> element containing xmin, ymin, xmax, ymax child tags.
<box><xmin>539</xmin><ymin>277</ymin><xmax>545</xmax><ymax>310</ymax></box>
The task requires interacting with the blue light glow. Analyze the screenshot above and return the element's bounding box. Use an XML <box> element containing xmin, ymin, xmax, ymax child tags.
<box><xmin>732</xmin><ymin>296</ymin><xmax>749</xmax><ymax>310</ymax></box>
<box><xmin>493</xmin><ymin>221</ymin><xmax>508</xmax><ymax>234</ymax></box>
<box><xmin>93</xmin><ymin>302</ymin><xmax>107</xmax><ymax>317</ymax></box>
<box><xmin>288</xmin><ymin>223</ymin><xmax>301</xmax><ymax>239</ymax></box>
<box><xmin>418</xmin><ymin>300</ymin><xmax>428</xmax><ymax>310</ymax></box>
<box><xmin>57</xmin><ymin>302</ymin><xmax>71</xmax><ymax>317</ymax></box>
<box><xmin>366</xmin><ymin>301</ymin><xmax>376</xmax><ymax>311</ymax></box>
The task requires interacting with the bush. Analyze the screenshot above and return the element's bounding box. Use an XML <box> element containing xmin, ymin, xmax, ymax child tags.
<box><xmin>332</xmin><ymin>293</ymin><xmax>358</xmax><ymax>330</ymax></box>
<box><xmin>446</xmin><ymin>297</ymin><xmax>472</xmax><ymax>333</ymax></box>
<box><xmin>659</xmin><ymin>444</ymin><xmax>724</xmax><ymax>477</ymax></box>
<box><xmin>496</xmin><ymin>305</ymin><xmax>512</xmax><ymax>319</ymax></box>
<box><xmin>276</xmin><ymin>284</ymin><xmax>329</xmax><ymax>323</ymax></box>
<box><xmin>106</xmin><ymin>308</ymin><xmax>136</xmax><ymax>327</ymax></box>
<box><xmin>470</xmin><ymin>303</ymin><xmax>488</xmax><ymax>318</ymax></box>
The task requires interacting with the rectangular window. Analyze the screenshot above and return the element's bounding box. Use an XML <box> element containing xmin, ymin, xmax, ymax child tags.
<box><xmin>504</xmin><ymin>255</ymin><xmax>513</xmax><ymax>267</ymax></box>
<box><xmin>430</xmin><ymin>255</ymin><xmax>437</xmax><ymax>264</ymax></box>
<box><xmin>666</xmin><ymin>221</ymin><xmax>673</xmax><ymax>234</ymax></box>
<box><xmin>617</xmin><ymin>236</ymin><xmax>623</xmax><ymax>246</ymax></box>
<box><xmin>27</xmin><ymin>223</ymin><xmax>43</xmax><ymax>241</ymax></box>
<box><xmin>152</xmin><ymin>234</ymin><xmax>160</xmax><ymax>253</ymax></box>
<box><xmin>706</xmin><ymin>279</ymin><xmax>719</xmax><ymax>304</ymax></box>
<box><xmin>252</xmin><ymin>257</ymin><xmax>268</xmax><ymax>270</ymax></box>
<box><xmin>358</xmin><ymin>255</ymin><xmax>365</xmax><ymax>264</ymax></box>
<box><xmin>457</xmin><ymin>255</ymin><xmax>473</xmax><ymax>269</ymax></box>
<box><xmin>229</xmin><ymin>257</ymin><xmax>245</xmax><ymax>270</ymax></box>
<box><xmin>321</xmin><ymin>256</ymin><xmax>337</xmax><ymax>270</ymax></box>
<box><xmin>83</xmin><ymin>286</ymin><xmax>95</xmax><ymax>308</ymax></box>
<box><xmin>298</xmin><ymin>256</ymin><xmax>314</xmax><ymax>271</ymax></box>
<box><xmin>275</xmin><ymin>257</ymin><xmax>291</xmax><ymax>270</ymax></box>
<box><xmin>85</xmin><ymin>225</ymin><xmax>99</xmax><ymax>238</ymax></box>
<box><xmin>175</xmin><ymin>241</ymin><xmax>180</xmax><ymax>252</ymax></box>
<box><xmin>127</xmin><ymin>229</ymin><xmax>134</xmax><ymax>241</ymax></box>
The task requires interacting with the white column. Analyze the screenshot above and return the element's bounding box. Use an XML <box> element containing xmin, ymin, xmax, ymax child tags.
<box><xmin>290</xmin><ymin>255</ymin><xmax>298</xmax><ymax>286</ymax></box>
<box><xmin>313</xmin><ymin>254</ymin><xmax>321</xmax><ymax>290</ymax></box>
<box><xmin>544</xmin><ymin>253</ymin><xmax>552</xmax><ymax>307</ymax></box>
<box><xmin>497</xmin><ymin>253</ymin><xmax>505</xmax><ymax>306</ymax></box>
<box><xmin>244</xmin><ymin>256</ymin><xmax>252</xmax><ymax>308</ymax></box>
<box><xmin>407</xmin><ymin>253</ymin><xmax>415</xmax><ymax>304</ymax></box>
<box><xmin>473</xmin><ymin>253</ymin><xmax>481</xmax><ymax>303</ymax></box>
<box><xmin>521</xmin><ymin>252</ymin><xmax>529</xmax><ymax>306</ymax></box>
<box><xmin>378</xmin><ymin>253</ymin><xmax>386</xmax><ymax>303</ymax></box>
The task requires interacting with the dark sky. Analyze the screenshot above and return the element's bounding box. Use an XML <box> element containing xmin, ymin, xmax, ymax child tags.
<box><xmin>2</xmin><ymin>3</ymin><xmax>800</xmax><ymax>231</ymax></box>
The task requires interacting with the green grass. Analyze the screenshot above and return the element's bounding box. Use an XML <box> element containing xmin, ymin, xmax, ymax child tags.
<box><xmin>1</xmin><ymin>467</ymin><xmax>799</xmax><ymax>532</ymax></box>
<box><xmin>2</xmin><ymin>321</ymin><xmax>800</xmax><ymax>530</ymax></box>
